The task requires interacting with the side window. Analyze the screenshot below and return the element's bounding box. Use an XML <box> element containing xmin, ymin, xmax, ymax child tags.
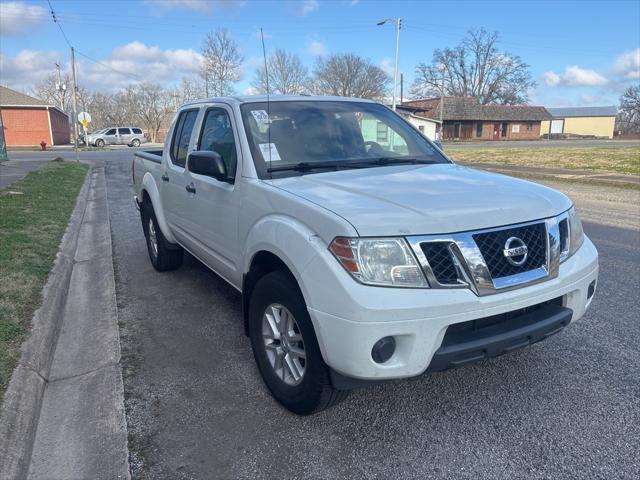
<box><xmin>132</xmin><ymin>128</ymin><xmax>142</xmax><ymax>134</ymax></box>
<box><xmin>118</xmin><ymin>128</ymin><xmax>131</xmax><ymax>135</ymax></box>
<box><xmin>170</xmin><ymin>109</ymin><xmax>199</xmax><ymax>168</ymax></box>
<box><xmin>198</xmin><ymin>108</ymin><xmax>238</xmax><ymax>181</ymax></box>
<box><xmin>105</xmin><ymin>128</ymin><xmax>116</xmax><ymax>135</ymax></box>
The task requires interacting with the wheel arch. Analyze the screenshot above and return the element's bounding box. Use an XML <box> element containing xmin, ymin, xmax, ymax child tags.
<box><xmin>140</xmin><ymin>172</ymin><xmax>177</xmax><ymax>244</ymax></box>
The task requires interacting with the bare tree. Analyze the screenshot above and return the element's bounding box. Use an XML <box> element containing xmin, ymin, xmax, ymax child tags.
<box><xmin>32</xmin><ymin>73</ymin><xmax>72</xmax><ymax>112</ymax></box>
<box><xmin>200</xmin><ymin>29</ymin><xmax>243</xmax><ymax>97</ymax></box>
<box><xmin>410</xmin><ymin>29</ymin><xmax>535</xmax><ymax>105</ymax></box>
<box><xmin>618</xmin><ymin>85</ymin><xmax>640</xmax><ymax>134</ymax></box>
<box><xmin>253</xmin><ymin>49</ymin><xmax>310</xmax><ymax>94</ymax></box>
<box><xmin>312</xmin><ymin>53</ymin><xmax>389</xmax><ymax>99</ymax></box>
<box><xmin>126</xmin><ymin>83</ymin><xmax>172</xmax><ymax>142</ymax></box>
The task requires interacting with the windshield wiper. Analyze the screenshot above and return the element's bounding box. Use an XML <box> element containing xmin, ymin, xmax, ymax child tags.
<box><xmin>267</xmin><ymin>161</ymin><xmax>345</xmax><ymax>173</ymax></box>
<box><xmin>349</xmin><ymin>157</ymin><xmax>439</xmax><ymax>167</ymax></box>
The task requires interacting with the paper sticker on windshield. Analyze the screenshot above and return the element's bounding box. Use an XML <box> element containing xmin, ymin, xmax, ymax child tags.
<box><xmin>259</xmin><ymin>143</ymin><xmax>281</xmax><ymax>161</ymax></box>
<box><xmin>251</xmin><ymin>110</ymin><xmax>271</xmax><ymax>124</ymax></box>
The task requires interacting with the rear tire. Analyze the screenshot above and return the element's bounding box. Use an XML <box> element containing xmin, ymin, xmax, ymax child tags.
<box><xmin>142</xmin><ymin>202</ymin><xmax>183</xmax><ymax>271</ymax></box>
<box><xmin>249</xmin><ymin>270</ymin><xmax>348</xmax><ymax>415</ymax></box>
<box><xmin>95</xmin><ymin>138</ymin><xmax>105</xmax><ymax>148</ymax></box>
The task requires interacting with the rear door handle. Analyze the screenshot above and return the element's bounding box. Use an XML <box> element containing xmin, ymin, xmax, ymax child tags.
<box><xmin>185</xmin><ymin>182</ymin><xmax>196</xmax><ymax>194</ymax></box>
<box><xmin>161</xmin><ymin>174</ymin><xmax>169</xmax><ymax>182</ymax></box>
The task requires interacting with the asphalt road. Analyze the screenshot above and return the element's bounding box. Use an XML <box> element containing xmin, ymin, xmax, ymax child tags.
<box><xmin>54</xmin><ymin>149</ymin><xmax>640</xmax><ymax>479</ymax></box>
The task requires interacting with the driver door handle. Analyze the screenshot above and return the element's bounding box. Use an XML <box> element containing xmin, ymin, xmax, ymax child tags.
<box><xmin>161</xmin><ymin>173</ymin><xmax>169</xmax><ymax>182</ymax></box>
<box><xmin>185</xmin><ymin>182</ymin><xmax>196</xmax><ymax>194</ymax></box>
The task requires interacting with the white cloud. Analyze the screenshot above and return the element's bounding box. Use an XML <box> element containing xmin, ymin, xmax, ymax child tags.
<box><xmin>243</xmin><ymin>86</ymin><xmax>259</xmax><ymax>95</ymax></box>
<box><xmin>613</xmin><ymin>48</ymin><xmax>640</xmax><ymax>80</ymax></box>
<box><xmin>542</xmin><ymin>71</ymin><xmax>561</xmax><ymax>87</ymax></box>
<box><xmin>0</xmin><ymin>1</ymin><xmax>48</xmax><ymax>36</ymax></box>
<box><xmin>379</xmin><ymin>58</ymin><xmax>394</xmax><ymax>76</ymax></box>
<box><xmin>81</xmin><ymin>42</ymin><xmax>203</xmax><ymax>91</ymax></box>
<box><xmin>0</xmin><ymin>50</ymin><xmax>63</xmax><ymax>88</ymax></box>
<box><xmin>543</xmin><ymin>66</ymin><xmax>608</xmax><ymax>87</ymax></box>
<box><xmin>306</xmin><ymin>40</ymin><xmax>327</xmax><ymax>57</ymax></box>
<box><xmin>298</xmin><ymin>0</ymin><xmax>319</xmax><ymax>16</ymax></box>
<box><xmin>0</xmin><ymin>43</ymin><xmax>205</xmax><ymax>93</ymax></box>
<box><xmin>149</xmin><ymin>0</ymin><xmax>246</xmax><ymax>12</ymax></box>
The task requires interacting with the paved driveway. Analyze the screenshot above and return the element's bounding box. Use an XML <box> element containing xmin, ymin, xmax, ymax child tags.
<box><xmin>100</xmin><ymin>151</ymin><xmax>639</xmax><ymax>479</ymax></box>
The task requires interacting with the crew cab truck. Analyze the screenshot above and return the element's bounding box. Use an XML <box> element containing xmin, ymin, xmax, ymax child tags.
<box><xmin>133</xmin><ymin>96</ymin><xmax>598</xmax><ymax>415</ymax></box>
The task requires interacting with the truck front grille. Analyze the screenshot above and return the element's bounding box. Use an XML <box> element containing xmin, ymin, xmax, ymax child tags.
<box><xmin>420</xmin><ymin>242</ymin><xmax>459</xmax><ymax>285</ymax></box>
<box><xmin>472</xmin><ymin>223</ymin><xmax>547</xmax><ymax>279</ymax></box>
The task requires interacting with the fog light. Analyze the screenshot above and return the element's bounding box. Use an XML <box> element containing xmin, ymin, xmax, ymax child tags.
<box><xmin>371</xmin><ymin>336</ymin><xmax>396</xmax><ymax>364</ymax></box>
<box><xmin>588</xmin><ymin>280</ymin><xmax>596</xmax><ymax>299</ymax></box>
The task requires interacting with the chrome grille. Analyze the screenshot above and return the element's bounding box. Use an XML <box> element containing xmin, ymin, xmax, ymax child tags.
<box><xmin>420</xmin><ymin>242</ymin><xmax>458</xmax><ymax>284</ymax></box>
<box><xmin>473</xmin><ymin>223</ymin><xmax>547</xmax><ymax>279</ymax></box>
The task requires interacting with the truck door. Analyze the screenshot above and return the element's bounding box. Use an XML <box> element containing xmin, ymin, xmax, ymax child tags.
<box><xmin>181</xmin><ymin>105</ymin><xmax>242</xmax><ymax>285</ymax></box>
<box><xmin>161</xmin><ymin>108</ymin><xmax>200</xmax><ymax>241</ymax></box>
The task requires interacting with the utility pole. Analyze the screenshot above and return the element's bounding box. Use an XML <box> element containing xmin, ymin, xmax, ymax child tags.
<box><xmin>400</xmin><ymin>73</ymin><xmax>403</xmax><ymax>105</ymax></box>
<box><xmin>439</xmin><ymin>63</ymin><xmax>445</xmax><ymax>140</ymax></box>
<box><xmin>377</xmin><ymin>17</ymin><xmax>401</xmax><ymax>111</ymax></box>
<box><xmin>55</xmin><ymin>62</ymin><xmax>66</xmax><ymax>110</ymax></box>
<box><xmin>70</xmin><ymin>47</ymin><xmax>79</xmax><ymax>162</ymax></box>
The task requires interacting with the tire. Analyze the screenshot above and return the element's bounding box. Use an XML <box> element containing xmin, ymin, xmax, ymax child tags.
<box><xmin>249</xmin><ymin>270</ymin><xmax>348</xmax><ymax>415</ymax></box>
<box><xmin>95</xmin><ymin>138</ymin><xmax>105</xmax><ymax>148</ymax></box>
<box><xmin>141</xmin><ymin>202</ymin><xmax>183</xmax><ymax>271</ymax></box>
<box><xmin>131</xmin><ymin>138</ymin><xmax>141</xmax><ymax>147</ymax></box>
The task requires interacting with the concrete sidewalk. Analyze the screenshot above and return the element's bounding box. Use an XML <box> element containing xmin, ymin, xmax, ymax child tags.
<box><xmin>0</xmin><ymin>167</ymin><xmax>129</xmax><ymax>479</ymax></box>
<box><xmin>0</xmin><ymin>158</ymin><xmax>52</xmax><ymax>189</ymax></box>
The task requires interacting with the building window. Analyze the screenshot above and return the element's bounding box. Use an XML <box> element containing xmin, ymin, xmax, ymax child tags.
<box><xmin>511</xmin><ymin>124</ymin><xmax>520</xmax><ymax>133</ymax></box>
<box><xmin>476</xmin><ymin>122</ymin><xmax>483</xmax><ymax>137</ymax></box>
<box><xmin>526</xmin><ymin>123</ymin><xmax>533</xmax><ymax>131</ymax></box>
<box><xmin>501</xmin><ymin>123</ymin><xmax>508</xmax><ymax>137</ymax></box>
<box><xmin>376</xmin><ymin>122</ymin><xmax>388</xmax><ymax>143</ymax></box>
<box><xmin>418</xmin><ymin>125</ymin><xmax>425</xmax><ymax>133</ymax></box>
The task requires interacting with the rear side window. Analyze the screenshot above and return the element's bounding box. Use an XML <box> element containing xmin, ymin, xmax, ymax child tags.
<box><xmin>198</xmin><ymin>108</ymin><xmax>238</xmax><ymax>181</ymax></box>
<box><xmin>132</xmin><ymin>128</ymin><xmax>142</xmax><ymax>134</ymax></box>
<box><xmin>170</xmin><ymin>109</ymin><xmax>199</xmax><ymax>168</ymax></box>
<box><xmin>118</xmin><ymin>128</ymin><xmax>131</xmax><ymax>135</ymax></box>
<box><xmin>105</xmin><ymin>128</ymin><xmax>116</xmax><ymax>135</ymax></box>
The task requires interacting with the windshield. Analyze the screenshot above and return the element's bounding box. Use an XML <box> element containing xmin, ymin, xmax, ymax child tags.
<box><xmin>240</xmin><ymin>101</ymin><xmax>449</xmax><ymax>178</ymax></box>
<box><xmin>91</xmin><ymin>128</ymin><xmax>107</xmax><ymax>135</ymax></box>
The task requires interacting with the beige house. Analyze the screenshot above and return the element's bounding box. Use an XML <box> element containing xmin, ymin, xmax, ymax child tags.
<box><xmin>396</xmin><ymin>107</ymin><xmax>440</xmax><ymax>140</ymax></box>
<box><xmin>540</xmin><ymin>106</ymin><xmax>617</xmax><ymax>139</ymax></box>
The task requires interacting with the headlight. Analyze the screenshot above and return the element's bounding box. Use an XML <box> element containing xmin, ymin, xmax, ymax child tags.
<box><xmin>559</xmin><ymin>206</ymin><xmax>584</xmax><ymax>262</ymax></box>
<box><xmin>329</xmin><ymin>237</ymin><xmax>428</xmax><ymax>287</ymax></box>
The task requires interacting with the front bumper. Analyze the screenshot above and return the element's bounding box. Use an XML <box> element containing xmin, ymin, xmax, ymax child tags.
<box><xmin>303</xmin><ymin>236</ymin><xmax>598</xmax><ymax>381</ymax></box>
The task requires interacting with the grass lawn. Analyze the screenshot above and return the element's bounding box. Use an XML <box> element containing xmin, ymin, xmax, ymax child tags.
<box><xmin>445</xmin><ymin>147</ymin><xmax>640</xmax><ymax>176</ymax></box>
<box><xmin>0</xmin><ymin>161</ymin><xmax>88</xmax><ymax>399</ymax></box>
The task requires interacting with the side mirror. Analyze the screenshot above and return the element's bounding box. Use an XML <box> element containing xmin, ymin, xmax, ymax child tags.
<box><xmin>433</xmin><ymin>140</ymin><xmax>444</xmax><ymax>151</ymax></box>
<box><xmin>187</xmin><ymin>150</ymin><xmax>228</xmax><ymax>181</ymax></box>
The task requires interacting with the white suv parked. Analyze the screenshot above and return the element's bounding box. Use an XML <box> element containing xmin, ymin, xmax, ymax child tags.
<box><xmin>133</xmin><ymin>96</ymin><xmax>598</xmax><ymax>415</ymax></box>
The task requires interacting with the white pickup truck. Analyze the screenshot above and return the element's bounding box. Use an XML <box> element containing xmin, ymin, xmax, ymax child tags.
<box><xmin>133</xmin><ymin>96</ymin><xmax>598</xmax><ymax>415</ymax></box>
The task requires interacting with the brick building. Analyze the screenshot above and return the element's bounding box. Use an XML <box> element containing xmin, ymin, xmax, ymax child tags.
<box><xmin>0</xmin><ymin>86</ymin><xmax>70</xmax><ymax>147</ymax></box>
<box><xmin>401</xmin><ymin>97</ymin><xmax>551</xmax><ymax>141</ymax></box>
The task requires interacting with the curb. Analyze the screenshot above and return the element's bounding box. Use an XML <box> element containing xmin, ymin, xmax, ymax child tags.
<box><xmin>0</xmin><ymin>169</ymin><xmax>91</xmax><ymax>479</ymax></box>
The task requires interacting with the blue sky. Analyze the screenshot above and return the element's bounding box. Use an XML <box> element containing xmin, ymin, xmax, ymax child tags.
<box><xmin>1</xmin><ymin>0</ymin><xmax>639</xmax><ymax>107</ymax></box>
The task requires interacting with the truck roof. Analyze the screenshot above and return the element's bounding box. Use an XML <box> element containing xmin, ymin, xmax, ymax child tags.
<box><xmin>181</xmin><ymin>94</ymin><xmax>378</xmax><ymax>108</ymax></box>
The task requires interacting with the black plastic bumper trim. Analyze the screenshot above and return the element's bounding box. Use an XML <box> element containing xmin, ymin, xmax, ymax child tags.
<box><xmin>426</xmin><ymin>304</ymin><xmax>572</xmax><ymax>372</ymax></box>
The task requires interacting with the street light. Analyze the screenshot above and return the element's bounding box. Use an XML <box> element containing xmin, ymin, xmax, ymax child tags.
<box><xmin>377</xmin><ymin>18</ymin><xmax>401</xmax><ymax>110</ymax></box>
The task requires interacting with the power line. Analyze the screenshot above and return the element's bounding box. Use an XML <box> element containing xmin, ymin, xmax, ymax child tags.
<box><xmin>46</xmin><ymin>0</ymin><xmax>71</xmax><ymax>47</ymax></box>
<box><xmin>74</xmin><ymin>50</ymin><xmax>144</xmax><ymax>81</ymax></box>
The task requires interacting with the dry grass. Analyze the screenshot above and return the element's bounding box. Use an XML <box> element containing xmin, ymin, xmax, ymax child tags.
<box><xmin>446</xmin><ymin>147</ymin><xmax>640</xmax><ymax>176</ymax></box>
<box><xmin>0</xmin><ymin>161</ymin><xmax>88</xmax><ymax>399</ymax></box>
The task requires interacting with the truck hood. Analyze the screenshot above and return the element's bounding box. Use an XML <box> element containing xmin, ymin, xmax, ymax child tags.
<box><xmin>272</xmin><ymin>163</ymin><xmax>572</xmax><ymax>236</ymax></box>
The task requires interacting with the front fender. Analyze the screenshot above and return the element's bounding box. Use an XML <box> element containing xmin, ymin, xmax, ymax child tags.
<box><xmin>141</xmin><ymin>172</ymin><xmax>177</xmax><ymax>244</ymax></box>
<box><xmin>243</xmin><ymin>214</ymin><xmax>326</xmax><ymax>305</ymax></box>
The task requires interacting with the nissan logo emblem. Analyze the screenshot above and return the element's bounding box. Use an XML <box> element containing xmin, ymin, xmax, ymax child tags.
<box><xmin>503</xmin><ymin>236</ymin><xmax>528</xmax><ymax>266</ymax></box>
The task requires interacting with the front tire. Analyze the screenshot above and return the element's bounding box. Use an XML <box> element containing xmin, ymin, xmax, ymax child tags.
<box><xmin>141</xmin><ymin>202</ymin><xmax>183</xmax><ymax>271</ymax></box>
<box><xmin>249</xmin><ymin>271</ymin><xmax>348</xmax><ymax>415</ymax></box>
<box><xmin>95</xmin><ymin>138</ymin><xmax>105</xmax><ymax>148</ymax></box>
<box><xmin>131</xmin><ymin>139</ymin><xmax>141</xmax><ymax>147</ymax></box>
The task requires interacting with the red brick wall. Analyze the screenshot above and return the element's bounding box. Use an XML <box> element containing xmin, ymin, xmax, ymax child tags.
<box><xmin>444</xmin><ymin>120</ymin><xmax>542</xmax><ymax>140</ymax></box>
<box><xmin>49</xmin><ymin>108</ymin><xmax>70</xmax><ymax>145</ymax></box>
<box><xmin>0</xmin><ymin>107</ymin><xmax>51</xmax><ymax>146</ymax></box>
